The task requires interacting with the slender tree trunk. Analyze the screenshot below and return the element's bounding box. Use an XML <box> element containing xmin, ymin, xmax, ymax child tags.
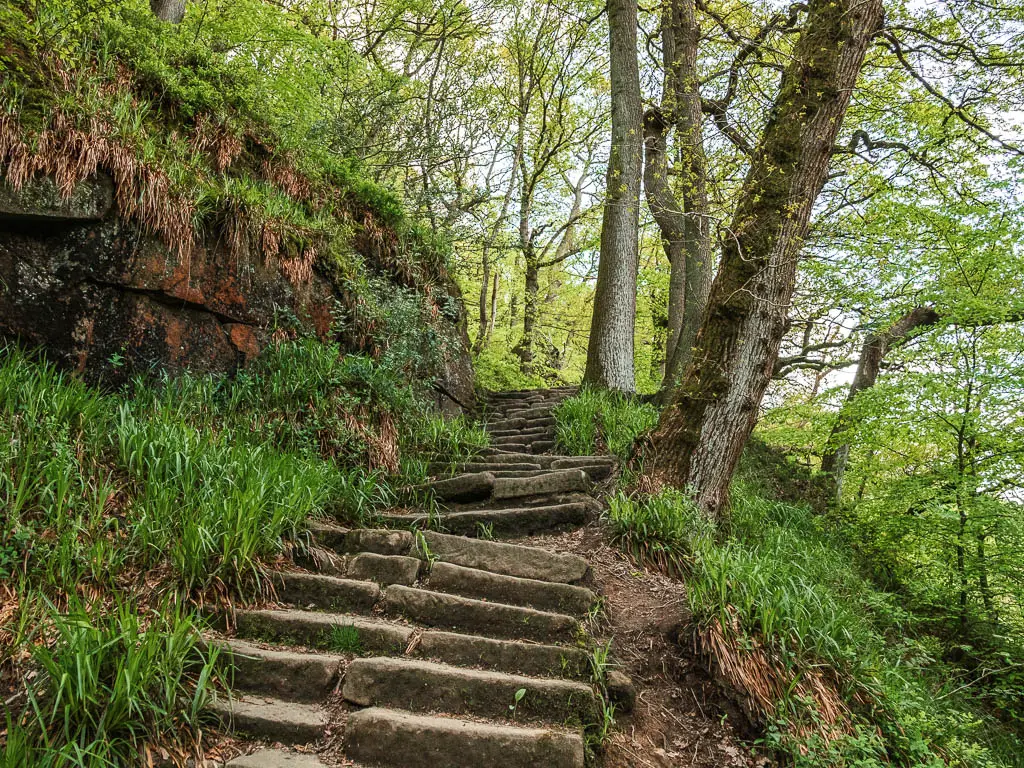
<box><xmin>583</xmin><ymin>0</ymin><xmax>643</xmax><ymax>392</ymax></box>
<box><xmin>647</xmin><ymin>0</ymin><xmax>884</xmax><ymax>519</ymax></box>
<box><xmin>151</xmin><ymin>0</ymin><xmax>185</xmax><ymax>22</ymax></box>
<box><xmin>659</xmin><ymin>0</ymin><xmax>712</xmax><ymax>393</ymax></box>
<box><xmin>487</xmin><ymin>273</ymin><xmax>498</xmax><ymax>338</ymax></box>
<box><xmin>475</xmin><ymin>247</ymin><xmax>492</xmax><ymax>354</ymax></box>
<box><xmin>516</xmin><ymin>253</ymin><xmax>540</xmax><ymax>370</ymax></box>
<box><xmin>822</xmin><ymin>306</ymin><xmax>940</xmax><ymax>497</ymax></box>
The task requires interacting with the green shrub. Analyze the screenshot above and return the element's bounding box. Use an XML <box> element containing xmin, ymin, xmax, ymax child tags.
<box><xmin>553</xmin><ymin>387</ymin><xmax>658</xmax><ymax>460</ymax></box>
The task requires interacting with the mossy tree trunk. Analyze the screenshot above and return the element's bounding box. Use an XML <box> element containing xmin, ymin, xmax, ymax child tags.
<box><xmin>647</xmin><ymin>0</ymin><xmax>885</xmax><ymax>519</ymax></box>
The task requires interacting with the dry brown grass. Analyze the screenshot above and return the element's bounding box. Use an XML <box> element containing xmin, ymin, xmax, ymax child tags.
<box><xmin>693</xmin><ymin>610</ymin><xmax>861</xmax><ymax>751</ymax></box>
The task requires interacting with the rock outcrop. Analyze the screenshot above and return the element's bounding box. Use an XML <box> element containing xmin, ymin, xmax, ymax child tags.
<box><xmin>0</xmin><ymin>172</ymin><xmax>474</xmax><ymax>406</ymax></box>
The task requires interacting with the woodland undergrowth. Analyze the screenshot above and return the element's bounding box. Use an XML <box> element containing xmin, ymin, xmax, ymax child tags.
<box><xmin>0</xmin><ymin>325</ymin><xmax>486</xmax><ymax>765</ymax></box>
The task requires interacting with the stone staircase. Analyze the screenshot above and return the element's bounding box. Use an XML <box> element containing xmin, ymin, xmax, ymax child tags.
<box><xmin>212</xmin><ymin>387</ymin><xmax>620</xmax><ymax>768</ymax></box>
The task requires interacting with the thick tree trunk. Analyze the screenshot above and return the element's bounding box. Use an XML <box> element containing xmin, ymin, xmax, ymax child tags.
<box><xmin>583</xmin><ymin>0</ymin><xmax>643</xmax><ymax>392</ymax></box>
<box><xmin>151</xmin><ymin>0</ymin><xmax>186</xmax><ymax>23</ymax></box>
<box><xmin>821</xmin><ymin>305</ymin><xmax>940</xmax><ymax>497</ymax></box>
<box><xmin>647</xmin><ymin>0</ymin><xmax>884</xmax><ymax>519</ymax></box>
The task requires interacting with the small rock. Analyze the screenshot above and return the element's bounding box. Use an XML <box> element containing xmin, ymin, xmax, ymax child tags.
<box><xmin>605</xmin><ymin>670</ymin><xmax>636</xmax><ymax>713</ymax></box>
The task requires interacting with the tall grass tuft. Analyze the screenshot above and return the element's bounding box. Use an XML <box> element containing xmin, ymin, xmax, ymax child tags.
<box><xmin>553</xmin><ymin>387</ymin><xmax>657</xmax><ymax>461</ymax></box>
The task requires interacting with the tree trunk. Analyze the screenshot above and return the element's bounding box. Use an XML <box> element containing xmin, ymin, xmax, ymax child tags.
<box><xmin>583</xmin><ymin>0</ymin><xmax>643</xmax><ymax>392</ymax></box>
<box><xmin>821</xmin><ymin>305</ymin><xmax>940</xmax><ymax>497</ymax></box>
<box><xmin>516</xmin><ymin>255</ymin><xmax>540</xmax><ymax>370</ymax></box>
<box><xmin>647</xmin><ymin>0</ymin><xmax>884</xmax><ymax>519</ymax></box>
<box><xmin>658</xmin><ymin>0</ymin><xmax>712</xmax><ymax>395</ymax></box>
<box><xmin>474</xmin><ymin>247</ymin><xmax>492</xmax><ymax>354</ymax></box>
<box><xmin>150</xmin><ymin>0</ymin><xmax>186</xmax><ymax>23</ymax></box>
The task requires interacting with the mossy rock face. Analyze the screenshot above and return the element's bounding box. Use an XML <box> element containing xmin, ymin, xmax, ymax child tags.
<box><xmin>0</xmin><ymin>173</ymin><xmax>113</xmax><ymax>222</ymax></box>
<box><xmin>0</xmin><ymin>171</ymin><xmax>474</xmax><ymax>400</ymax></box>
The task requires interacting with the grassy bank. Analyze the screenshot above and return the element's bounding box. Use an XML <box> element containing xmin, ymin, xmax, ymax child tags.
<box><xmin>0</xmin><ymin>341</ymin><xmax>485</xmax><ymax>765</ymax></box>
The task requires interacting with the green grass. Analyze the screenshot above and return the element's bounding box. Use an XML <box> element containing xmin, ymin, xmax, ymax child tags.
<box><xmin>0</xmin><ymin>340</ymin><xmax>487</xmax><ymax>762</ymax></box>
<box><xmin>607</xmin><ymin>480</ymin><xmax>1024</xmax><ymax>767</ymax></box>
<box><xmin>4</xmin><ymin>595</ymin><xmax>218</xmax><ymax>767</ymax></box>
<box><xmin>553</xmin><ymin>387</ymin><xmax>658</xmax><ymax>461</ymax></box>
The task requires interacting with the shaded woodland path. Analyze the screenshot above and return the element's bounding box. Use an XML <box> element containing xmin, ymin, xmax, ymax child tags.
<box><xmin>209</xmin><ymin>387</ymin><xmax>626</xmax><ymax>767</ymax></box>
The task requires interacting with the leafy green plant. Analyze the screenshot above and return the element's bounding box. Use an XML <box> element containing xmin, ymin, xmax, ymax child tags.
<box><xmin>553</xmin><ymin>387</ymin><xmax>657</xmax><ymax>461</ymax></box>
<box><xmin>328</xmin><ymin>625</ymin><xmax>364</xmax><ymax>655</ymax></box>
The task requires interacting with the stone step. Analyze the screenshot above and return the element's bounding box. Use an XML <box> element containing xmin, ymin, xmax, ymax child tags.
<box><xmin>492</xmin><ymin>469</ymin><xmax>588</xmax><ymax>500</ymax></box>
<box><xmin>211</xmin><ymin>695</ymin><xmax>323</xmax><ymax>744</ymax></box>
<box><xmin>505</xmin><ymin>406</ymin><xmax>557</xmax><ymax>420</ymax></box>
<box><xmin>530</xmin><ymin>439</ymin><xmax>556</xmax><ymax>454</ymax></box>
<box><xmin>344</xmin><ymin>708</ymin><xmax>585</xmax><ymax>768</ymax></box>
<box><xmin>342</xmin><ymin>657</ymin><xmax>598</xmax><ymax>725</ymax></box>
<box><xmin>345</xmin><ymin>552</ymin><xmax>422</xmax><ymax>585</ymax></box>
<box><xmin>275</xmin><ymin>572</ymin><xmax>381</xmax><ymax>612</ymax></box>
<box><xmin>214</xmin><ymin>639</ymin><xmax>341</xmax><ymax>701</ymax></box>
<box><xmin>416</xmin><ymin>530</ymin><xmax>589</xmax><ymax>583</ymax></box>
<box><xmin>384</xmin><ymin>501</ymin><xmax>591</xmax><ymax>538</ymax></box>
<box><xmin>427</xmin><ymin>561</ymin><xmax>598</xmax><ymax>615</ymax></box>
<box><xmin>427</xmin><ymin>461</ymin><xmax>543</xmax><ymax>474</ymax></box>
<box><xmin>233</xmin><ymin>609</ymin><xmax>590</xmax><ymax>679</ymax></box>
<box><xmin>492</xmin><ymin>434</ymin><xmax>535</xmax><ymax>445</ymax></box>
<box><xmin>550</xmin><ymin>456</ymin><xmax>615</xmax><ymax>469</ymax></box>
<box><xmin>485</xmin><ymin>428</ymin><xmax>552</xmax><ymax>438</ymax></box>
<box><xmin>311</xmin><ymin>528</ymin><xmax>589</xmax><ymax>584</ymax></box>
<box><xmin>382</xmin><ymin>585</ymin><xmax>579</xmax><ymax>642</ymax></box>
<box><xmin>235</xmin><ymin>609</ymin><xmax>411</xmax><ymax>655</ymax></box>
<box><xmin>415</xmin><ymin>471</ymin><xmax>495</xmax><ymax>502</ymax></box>
<box><xmin>226</xmin><ymin>750</ymin><xmax>328</xmax><ymax>768</ymax></box>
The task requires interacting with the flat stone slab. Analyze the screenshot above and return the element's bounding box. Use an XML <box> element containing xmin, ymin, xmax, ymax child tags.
<box><xmin>395</xmin><ymin>501</ymin><xmax>591</xmax><ymax>538</ymax></box>
<box><xmin>429</xmin><ymin>461</ymin><xmax>543</xmax><ymax>473</ymax></box>
<box><xmin>211</xmin><ymin>695</ymin><xmax>323</xmax><ymax>744</ymax></box>
<box><xmin>428</xmin><ymin>561</ymin><xmax>597</xmax><ymax>616</ymax></box>
<box><xmin>234</xmin><ymin>609</ymin><xmax>411</xmax><ymax>654</ymax></box>
<box><xmin>382</xmin><ymin>585</ymin><xmax>579</xmax><ymax>642</ymax></box>
<box><xmin>492</xmin><ymin>470</ymin><xmax>589</xmax><ymax>501</ymax></box>
<box><xmin>344</xmin><ymin>708</ymin><xmax>585</xmax><ymax>768</ymax></box>
<box><xmin>227</xmin><ymin>749</ymin><xmax>328</xmax><ymax>768</ymax></box>
<box><xmin>342</xmin><ymin>528</ymin><xmax>413</xmax><ymax>556</ymax></box>
<box><xmin>342</xmin><ymin>657</ymin><xmax>597</xmax><ymax>724</ymax></box>
<box><xmin>419</xmin><ymin>531</ymin><xmax>590</xmax><ymax>583</ymax></box>
<box><xmin>274</xmin><ymin>572</ymin><xmax>380</xmax><ymax>612</ymax></box>
<box><xmin>416</xmin><ymin>630</ymin><xmax>589</xmax><ymax>679</ymax></box>
<box><xmin>215</xmin><ymin>639</ymin><xmax>340</xmax><ymax>701</ymax></box>
<box><xmin>416</xmin><ymin>471</ymin><xmax>495</xmax><ymax>502</ymax></box>
<box><xmin>346</xmin><ymin>552</ymin><xmax>421</xmax><ymax>585</ymax></box>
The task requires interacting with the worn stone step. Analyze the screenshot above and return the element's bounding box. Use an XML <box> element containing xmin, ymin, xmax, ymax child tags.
<box><xmin>416</xmin><ymin>471</ymin><xmax>495</xmax><ymax>501</ymax></box>
<box><xmin>382</xmin><ymin>585</ymin><xmax>580</xmax><ymax>643</ymax></box>
<box><xmin>530</xmin><ymin>440</ymin><xmax>556</xmax><ymax>454</ymax></box>
<box><xmin>235</xmin><ymin>609</ymin><xmax>412</xmax><ymax>655</ymax></box>
<box><xmin>226</xmin><ymin>750</ymin><xmax>328</xmax><ymax>768</ymax></box>
<box><xmin>385</xmin><ymin>501</ymin><xmax>591</xmax><ymax>538</ymax></box>
<box><xmin>275</xmin><ymin>572</ymin><xmax>381</xmax><ymax>612</ymax></box>
<box><xmin>492</xmin><ymin>469</ymin><xmax>588</xmax><ymax>500</ymax></box>
<box><xmin>215</xmin><ymin>638</ymin><xmax>340</xmax><ymax>701</ymax></box>
<box><xmin>487</xmin><ymin>442</ymin><xmax>529</xmax><ymax>453</ymax></box>
<box><xmin>234</xmin><ymin>609</ymin><xmax>589</xmax><ymax>679</ymax></box>
<box><xmin>427</xmin><ymin>461</ymin><xmax>542</xmax><ymax>474</ymax></box>
<box><xmin>485</xmin><ymin>428</ymin><xmax>550</xmax><ymax>438</ymax></box>
<box><xmin>417</xmin><ymin>530</ymin><xmax>589</xmax><ymax>583</ymax></box>
<box><xmin>342</xmin><ymin>657</ymin><xmax>598</xmax><ymax>724</ymax></box>
<box><xmin>492</xmin><ymin>434</ymin><xmax>535</xmax><ymax>445</ymax></box>
<box><xmin>550</xmin><ymin>456</ymin><xmax>614</xmax><ymax>469</ymax></box>
<box><xmin>344</xmin><ymin>708</ymin><xmax>585</xmax><ymax>768</ymax></box>
<box><xmin>345</xmin><ymin>552</ymin><xmax>422</xmax><ymax>585</ymax></box>
<box><xmin>428</xmin><ymin>561</ymin><xmax>598</xmax><ymax>615</ymax></box>
<box><xmin>211</xmin><ymin>695</ymin><xmax>323</xmax><ymax>744</ymax></box>
<box><xmin>506</xmin><ymin>406</ymin><xmax>557</xmax><ymax>420</ymax></box>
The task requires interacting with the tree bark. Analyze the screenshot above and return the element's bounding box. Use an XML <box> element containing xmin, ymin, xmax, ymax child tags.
<box><xmin>647</xmin><ymin>0</ymin><xmax>885</xmax><ymax>519</ymax></box>
<box><xmin>583</xmin><ymin>0</ymin><xmax>643</xmax><ymax>392</ymax></box>
<box><xmin>657</xmin><ymin>0</ymin><xmax>712</xmax><ymax>395</ymax></box>
<box><xmin>150</xmin><ymin>0</ymin><xmax>186</xmax><ymax>23</ymax></box>
<box><xmin>821</xmin><ymin>305</ymin><xmax>940</xmax><ymax>497</ymax></box>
